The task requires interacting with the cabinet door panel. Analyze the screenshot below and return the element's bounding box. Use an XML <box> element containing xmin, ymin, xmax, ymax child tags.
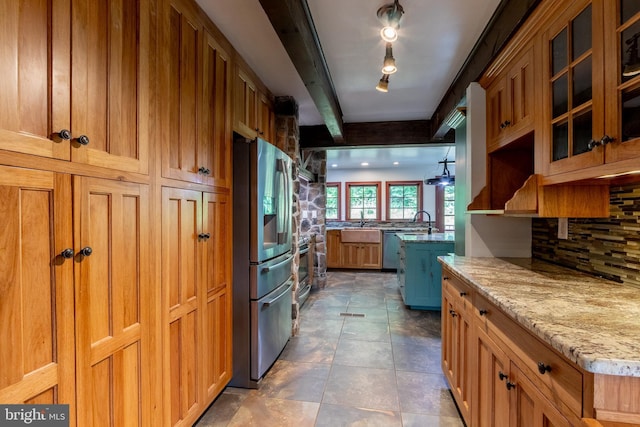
<box><xmin>474</xmin><ymin>326</ymin><xmax>510</xmax><ymax>427</ymax></box>
<box><xmin>234</xmin><ymin>67</ymin><xmax>258</xmax><ymax>139</ymax></box>
<box><xmin>0</xmin><ymin>168</ymin><xmax>74</xmax><ymax>420</ymax></box>
<box><xmin>71</xmin><ymin>0</ymin><xmax>150</xmax><ymax>174</ymax></box>
<box><xmin>203</xmin><ymin>192</ymin><xmax>232</xmax><ymax>399</ymax></box>
<box><xmin>162</xmin><ymin>187</ymin><xmax>203</xmax><ymax>426</ymax></box>
<box><xmin>0</xmin><ymin>0</ymin><xmax>70</xmax><ymax>160</ymax></box>
<box><xmin>74</xmin><ymin>177</ymin><xmax>150</xmax><ymax>427</ymax></box>
<box><xmin>161</xmin><ymin>0</ymin><xmax>202</xmax><ymax>183</ymax></box>
<box><xmin>202</xmin><ymin>33</ymin><xmax>232</xmax><ymax>187</ymax></box>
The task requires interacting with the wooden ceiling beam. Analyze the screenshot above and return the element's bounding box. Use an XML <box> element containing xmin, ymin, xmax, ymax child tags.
<box><xmin>259</xmin><ymin>0</ymin><xmax>345</xmax><ymax>143</ymax></box>
<box><xmin>300</xmin><ymin>120</ymin><xmax>454</xmax><ymax>149</ymax></box>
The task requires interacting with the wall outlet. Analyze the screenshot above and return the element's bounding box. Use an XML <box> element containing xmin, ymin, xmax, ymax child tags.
<box><xmin>558</xmin><ymin>217</ymin><xmax>568</xmax><ymax>239</ymax></box>
<box><xmin>302</xmin><ymin>210</ymin><xmax>308</xmax><ymax>219</ymax></box>
<box><xmin>311</xmin><ymin>210</ymin><xmax>317</xmax><ymax>218</ymax></box>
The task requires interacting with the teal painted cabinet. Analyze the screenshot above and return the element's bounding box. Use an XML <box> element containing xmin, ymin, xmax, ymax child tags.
<box><xmin>397</xmin><ymin>241</ymin><xmax>454</xmax><ymax>310</ymax></box>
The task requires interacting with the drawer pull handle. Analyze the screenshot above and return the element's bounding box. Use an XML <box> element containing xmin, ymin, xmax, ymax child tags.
<box><xmin>498</xmin><ymin>371</ymin><xmax>508</xmax><ymax>381</ymax></box>
<box><xmin>449</xmin><ymin>309</ymin><xmax>457</xmax><ymax>318</ymax></box>
<box><xmin>479</xmin><ymin>309</ymin><xmax>488</xmax><ymax>316</ymax></box>
<box><xmin>443</xmin><ymin>276</ymin><xmax>449</xmax><ymax>281</ymax></box>
<box><xmin>459</xmin><ymin>291</ymin><xmax>467</xmax><ymax>297</ymax></box>
<box><xmin>506</xmin><ymin>381</ymin><xmax>516</xmax><ymax>390</ymax></box>
<box><xmin>198</xmin><ymin>233</ymin><xmax>211</xmax><ymax>240</ymax></box>
<box><xmin>537</xmin><ymin>362</ymin><xmax>552</xmax><ymax>375</ymax></box>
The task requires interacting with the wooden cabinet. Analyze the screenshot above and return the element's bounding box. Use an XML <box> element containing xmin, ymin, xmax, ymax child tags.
<box><xmin>326</xmin><ymin>230</ymin><xmax>342</xmax><ymax>268</ymax></box>
<box><xmin>441</xmin><ymin>274</ymin><xmax>473</xmax><ymax>425</ymax></box>
<box><xmin>160</xmin><ymin>0</ymin><xmax>232</xmax><ymax>187</ymax></box>
<box><xmin>541</xmin><ymin>0</ymin><xmax>640</xmax><ymax>181</ymax></box>
<box><xmin>397</xmin><ymin>241</ymin><xmax>454</xmax><ymax>309</ymax></box>
<box><xmin>0</xmin><ymin>0</ymin><xmax>151</xmax><ymax>174</ymax></box>
<box><xmin>161</xmin><ymin>188</ymin><xmax>232</xmax><ymax>427</ymax></box>
<box><xmin>0</xmin><ymin>168</ymin><xmax>153</xmax><ymax>427</ymax></box>
<box><xmin>234</xmin><ymin>62</ymin><xmax>275</xmax><ymax>142</ymax></box>
<box><xmin>486</xmin><ymin>45</ymin><xmax>535</xmax><ymax>153</ymax></box>
<box><xmin>74</xmin><ymin>177</ymin><xmax>151</xmax><ymax>427</ymax></box>
<box><xmin>0</xmin><ymin>167</ymin><xmax>75</xmax><ymax>421</ymax></box>
<box><xmin>442</xmin><ymin>265</ymin><xmax>589</xmax><ymax>427</ymax></box>
<box><xmin>341</xmin><ymin>242</ymin><xmax>381</xmax><ymax>269</ymax></box>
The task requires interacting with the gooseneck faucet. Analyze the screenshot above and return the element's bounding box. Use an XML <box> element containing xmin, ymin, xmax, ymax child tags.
<box><xmin>412</xmin><ymin>210</ymin><xmax>432</xmax><ymax>234</ymax></box>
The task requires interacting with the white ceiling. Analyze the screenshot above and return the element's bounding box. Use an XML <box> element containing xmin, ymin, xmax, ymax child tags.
<box><xmin>196</xmin><ymin>0</ymin><xmax>501</xmax><ymax>127</ymax></box>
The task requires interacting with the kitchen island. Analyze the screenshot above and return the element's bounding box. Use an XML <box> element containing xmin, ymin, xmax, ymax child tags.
<box><xmin>396</xmin><ymin>232</ymin><xmax>454</xmax><ymax>309</ymax></box>
<box><xmin>438</xmin><ymin>255</ymin><xmax>640</xmax><ymax>426</ymax></box>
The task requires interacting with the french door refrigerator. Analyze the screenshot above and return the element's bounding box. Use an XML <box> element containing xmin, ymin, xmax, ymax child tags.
<box><xmin>231</xmin><ymin>137</ymin><xmax>294</xmax><ymax>388</ymax></box>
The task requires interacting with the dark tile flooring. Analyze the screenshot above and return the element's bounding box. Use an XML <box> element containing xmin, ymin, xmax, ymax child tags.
<box><xmin>195</xmin><ymin>270</ymin><xmax>465</xmax><ymax>426</ymax></box>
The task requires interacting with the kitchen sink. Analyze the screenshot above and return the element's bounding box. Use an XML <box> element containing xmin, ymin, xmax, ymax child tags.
<box><xmin>340</xmin><ymin>228</ymin><xmax>381</xmax><ymax>243</ymax></box>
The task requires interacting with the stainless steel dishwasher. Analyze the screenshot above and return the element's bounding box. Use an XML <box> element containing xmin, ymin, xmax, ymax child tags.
<box><xmin>382</xmin><ymin>230</ymin><xmax>401</xmax><ymax>270</ymax></box>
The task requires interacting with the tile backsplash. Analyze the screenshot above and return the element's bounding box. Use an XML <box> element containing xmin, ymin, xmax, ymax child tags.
<box><xmin>532</xmin><ymin>184</ymin><xmax>640</xmax><ymax>288</ymax></box>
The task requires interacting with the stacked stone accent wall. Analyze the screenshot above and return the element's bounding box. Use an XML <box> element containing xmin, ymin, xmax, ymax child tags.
<box><xmin>532</xmin><ymin>184</ymin><xmax>640</xmax><ymax>288</ymax></box>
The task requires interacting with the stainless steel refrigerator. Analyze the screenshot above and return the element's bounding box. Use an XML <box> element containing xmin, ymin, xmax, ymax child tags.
<box><xmin>231</xmin><ymin>137</ymin><xmax>294</xmax><ymax>388</ymax></box>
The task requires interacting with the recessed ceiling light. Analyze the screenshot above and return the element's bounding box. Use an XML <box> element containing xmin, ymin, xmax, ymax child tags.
<box><xmin>361</xmin><ymin>162</ymin><xmax>369</xmax><ymax>166</ymax></box>
<box><xmin>331</xmin><ymin>164</ymin><xmax>338</xmax><ymax>168</ymax></box>
<box><xmin>393</xmin><ymin>161</ymin><xmax>399</xmax><ymax>165</ymax></box>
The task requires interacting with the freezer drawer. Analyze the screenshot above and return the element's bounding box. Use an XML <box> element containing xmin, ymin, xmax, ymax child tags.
<box><xmin>251</xmin><ymin>252</ymin><xmax>294</xmax><ymax>299</ymax></box>
<box><xmin>250</xmin><ymin>278</ymin><xmax>293</xmax><ymax>380</ymax></box>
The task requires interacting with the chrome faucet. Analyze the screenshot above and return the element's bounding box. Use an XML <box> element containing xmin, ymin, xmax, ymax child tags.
<box><xmin>412</xmin><ymin>210</ymin><xmax>432</xmax><ymax>234</ymax></box>
<box><xmin>359</xmin><ymin>210</ymin><xmax>366</xmax><ymax>228</ymax></box>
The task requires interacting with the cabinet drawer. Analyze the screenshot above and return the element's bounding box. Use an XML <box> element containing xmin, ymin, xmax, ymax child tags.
<box><xmin>442</xmin><ymin>273</ymin><xmax>473</xmax><ymax>310</ymax></box>
<box><xmin>475</xmin><ymin>293</ymin><xmax>583</xmax><ymax>418</ymax></box>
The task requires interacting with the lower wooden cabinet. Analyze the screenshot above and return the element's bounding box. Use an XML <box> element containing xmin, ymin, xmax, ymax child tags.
<box><xmin>326</xmin><ymin>230</ymin><xmax>342</xmax><ymax>268</ymax></box>
<box><xmin>326</xmin><ymin>230</ymin><xmax>382</xmax><ymax>269</ymax></box>
<box><xmin>442</xmin><ymin>265</ymin><xmax>588</xmax><ymax>427</ymax></box>
<box><xmin>162</xmin><ymin>188</ymin><xmax>232</xmax><ymax>427</ymax></box>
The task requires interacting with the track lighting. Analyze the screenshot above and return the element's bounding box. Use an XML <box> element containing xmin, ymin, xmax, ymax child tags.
<box><xmin>377</xmin><ymin>0</ymin><xmax>404</xmax><ymax>42</ymax></box>
<box><xmin>381</xmin><ymin>43</ymin><xmax>397</xmax><ymax>74</ymax></box>
<box><xmin>376</xmin><ymin>74</ymin><xmax>390</xmax><ymax>92</ymax></box>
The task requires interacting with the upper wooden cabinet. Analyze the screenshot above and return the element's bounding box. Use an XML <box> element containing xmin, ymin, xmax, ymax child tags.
<box><xmin>234</xmin><ymin>62</ymin><xmax>275</xmax><ymax>142</ymax></box>
<box><xmin>486</xmin><ymin>45</ymin><xmax>535</xmax><ymax>153</ymax></box>
<box><xmin>541</xmin><ymin>0</ymin><xmax>640</xmax><ymax>181</ymax></box>
<box><xmin>0</xmin><ymin>0</ymin><xmax>151</xmax><ymax>175</ymax></box>
<box><xmin>159</xmin><ymin>0</ymin><xmax>232</xmax><ymax>187</ymax></box>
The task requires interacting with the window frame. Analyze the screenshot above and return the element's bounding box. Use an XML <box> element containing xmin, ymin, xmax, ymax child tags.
<box><xmin>385</xmin><ymin>180</ymin><xmax>423</xmax><ymax>221</ymax></box>
<box><xmin>435</xmin><ymin>184</ymin><xmax>455</xmax><ymax>232</ymax></box>
<box><xmin>345</xmin><ymin>181</ymin><xmax>382</xmax><ymax>221</ymax></box>
<box><xmin>325</xmin><ymin>182</ymin><xmax>341</xmax><ymax>221</ymax></box>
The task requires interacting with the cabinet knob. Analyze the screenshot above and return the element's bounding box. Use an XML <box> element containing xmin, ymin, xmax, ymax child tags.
<box><xmin>79</xmin><ymin>246</ymin><xmax>93</xmax><ymax>257</ymax></box>
<box><xmin>498</xmin><ymin>371</ymin><xmax>508</xmax><ymax>381</ymax></box>
<box><xmin>459</xmin><ymin>291</ymin><xmax>467</xmax><ymax>297</ymax></box>
<box><xmin>76</xmin><ymin>135</ymin><xmax>90</xmax><ymax>146</ymax></box>
<box><xmin>198</xmin><ymin>233</ymin><xmax>211</xmax><ymax>240</ymax></box>
<box><xmin>60</xmin><ymin>248</ymin><xmax>74</xmax><ymax>259</ymax></box>
<box><xmin>449</xmin><ymin>309</ymin><xmax>457</xmax><ymax>317</ymax></box>
<box><xmin>58</xmin><ymin>129</ymin><xmax>72</xmax><ymax>140</ymax></box>
<box><xmin>443</xmin><ymin>276</ymin><xmax>449</xmax><ymax>281</ymax></box>
<box><xmin>587</xmin><ymin>135</ymin><xmax>614</xmax><ymax>151</ymax></box>
<box><xmin>506</xmin><ymin>381</ymin><xmax>516</xmax><ymax>390</ymax></box>
<box><xmin>479</xmin><ymin>309</ymin><xmax>488</xmax><ymax>316</ymax></box>
<box><xmin>537</xmin><ymin>362</ymin><xmax>552</xmax><ymax>375</ymax></box>
<box><xmin>198</xmin><ymin>167</ymin><xmax>211</xmax><ymax>175</ymax></box>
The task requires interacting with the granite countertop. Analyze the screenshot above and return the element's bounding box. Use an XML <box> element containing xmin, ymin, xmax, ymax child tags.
<box><xmin>396</xmin><ymin>232</ymin><xmax>455</xmax><ymax>242</ymax></box>
<box><xmin>438</xmin><ymin>255</ymin><xmax>640</xmax><ymax>377</ymax></box>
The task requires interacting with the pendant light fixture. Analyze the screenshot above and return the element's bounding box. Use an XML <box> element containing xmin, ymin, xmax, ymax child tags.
<box><xmin>425</xmin><ymin>159</ymin><xmax>455</xmax><ymax>186</ymax></box>
<box><xmin>381</xmin><ymin>43</ymin><xmax>397</xmax><ymax>74</ymax></box>
<box><xmin>376</xmin><ymin>74</ymin><xmax>390</xmax><ymax>92</ymax></box>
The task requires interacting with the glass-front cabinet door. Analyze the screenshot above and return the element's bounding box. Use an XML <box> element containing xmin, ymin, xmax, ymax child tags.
<box><xmin>604</xmin><ymin>0</ymin><xmax>640</xmax><ymax>164</ymax></box>
<box><xmin>543</xmin><ymin>0</ymin><xmax>606</xmax><ymax>175</ymax></box>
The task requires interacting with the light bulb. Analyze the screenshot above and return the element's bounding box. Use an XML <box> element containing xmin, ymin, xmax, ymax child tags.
<box><xmin>380</xmin><ymin>26</ymin><xmax>398</xmax><ymax>42</ymax></box>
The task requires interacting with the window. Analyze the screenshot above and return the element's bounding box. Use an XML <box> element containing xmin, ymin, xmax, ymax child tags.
<box><xmin>436</xmin><ymin>184</ymin><xmax>455</xmax><ymax>232</ymax></box>
<box><xmin>325</xmin><ymin>182</ymin><xmax>340</xmax><ymax>220</ymax></box>
<box><xmin>346</xmin><ymin>182</ymin><xmax>381</xmax><ymax>220</ymax></box>
<box><xmin>387</xmin><ymin>181</ymin><xmax>422</xmax><ymax>220</ymax></box>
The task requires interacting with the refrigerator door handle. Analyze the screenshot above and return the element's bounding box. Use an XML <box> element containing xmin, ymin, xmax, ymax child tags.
<box><xmin>262</xmin><ymin>280</ymin><xmax>293</xmax><ymax>306</ymax></box>
<box><xmin>261</xmin><ymin>254</ymin><xmax>294</xmax><ymax>273</ymax></box>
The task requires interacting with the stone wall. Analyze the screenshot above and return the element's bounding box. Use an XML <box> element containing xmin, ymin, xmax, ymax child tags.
<box><xmin>532</xmin><ymin>183</ymin><xmax>640</xmax><ymax>288</ymax></box>
<box><xmin>299</xmin><ymin>150</ymin><xmax>328</xmax><ymax>289</ymax></box>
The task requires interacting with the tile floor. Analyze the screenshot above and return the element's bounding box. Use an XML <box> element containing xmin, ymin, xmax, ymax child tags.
<box><xmin>195</xmin><ymin>270</ymin><xmax>465</xmax><ymax>426</ymax></box>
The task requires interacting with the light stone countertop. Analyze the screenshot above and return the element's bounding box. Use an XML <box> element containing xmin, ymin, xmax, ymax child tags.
<box><xmin>438</xmin><ymin>255</ymin><xmax>640</xmax><ymax>377</ymax></box>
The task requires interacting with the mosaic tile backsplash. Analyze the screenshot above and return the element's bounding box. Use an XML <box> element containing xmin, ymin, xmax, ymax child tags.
<box><xmin>532</xmin><ymin>184</ymin><xmax>640</xmax><ymax>288</ymax></box>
